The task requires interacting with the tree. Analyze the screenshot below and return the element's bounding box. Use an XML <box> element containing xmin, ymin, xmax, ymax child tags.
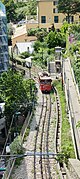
<box><xmin>15</xmin><ymin>0</ymin><xmax>37</xmax><ymax>22</ymax></box>
<box><xmin>27</xmin><ymin>28</ymin><xmax>47</xmax><ymax>42</ymax></box>
<box><xmin>58</xmin><ymin>0</ymin><xmax>80</xmax><ymax>23</ymax></box>
<box><xmin>33</xmin><ymin>41</ymin><xmax>41</xmax><ymax>52</ymax></box>
<box><xmin>2</xmin><ymin>0</ymin><xmax>17</xmax><ymax>22</ymax></box>
<box><xmin>10</xmin><ymin>136</ymin><xmax>23</xmax><ymax>155</ymax></box>
<box><xmin>19</xmin><ymin>51</ymin><xmax>30</xmax><ymax>59</ymax></box>
<box><xmin>0</xmin><ymin>69</ymin><xmax>36</xmax><ymax>127</ymax></box>
<box><xmin>15</xmin><ymin>2</ymin><xmax>28</xmax><ymax>22</ymax></box>
<box><xmin>60</xmin><ymin>22</ymin><xmax>69</xmax><ymax>34</ymax></box>
<box><xmin>47</xmin><ymin>31</ymin><xmax>66</xmax><ymax>48</ymax></box>
<box><xmin>27</xmin><ymin>0</ymin><xmax>37</xmax><ymax>15</ymax></box>
<box><xmin>35</xmin><ymin>28</ymin><xmax>47</xmax><ymax>42</ymax></box>
<box><xmin>2</xmin><ymin>0</ymin><xmax>37</xmax><ymax>23</ymax></box>
<box><xmin>7</xmin><ymin>23</ymin><xmax>15</xmax><ymax>45</ymax></box>
<box><xmin>49</xmin><ymin>23</ymin><xmax>55</xmax><ymax>32</ymax></box>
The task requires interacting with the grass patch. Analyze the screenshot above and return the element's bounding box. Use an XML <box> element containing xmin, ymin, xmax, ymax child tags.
<box><xmin>23</xmin><ymin>128</ymin><xmax>30</xmax><ymax>142</ymax></box>
<box><xmin>53</xmin><ymin>79</ymin><xmax>75</xmax><ymax>159</ymax></box>
<box><xmin>15</xmin><ymin>157</ymin><xmax>23</xmax><ymax>167</ymax></box>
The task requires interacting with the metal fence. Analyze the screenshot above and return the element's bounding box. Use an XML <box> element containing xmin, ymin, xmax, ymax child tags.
<box><xmin>63</xmin><ymin>60</ymin><xmax>80</xmax><ymax>159</ymax></box>
<box><xmin>2</xmin><ymin>111</ymin><xmax>33</xmax><ymax>179</ymax></box>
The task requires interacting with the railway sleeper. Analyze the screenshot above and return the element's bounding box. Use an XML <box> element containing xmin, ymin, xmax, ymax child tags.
<box><xmin>57</xmin><ymin>109</ymin><xmax>60</xmax><ymax>113</ymax></box>
<box><xmin>57</xmin><ymin>143</ymin><xmax>60</xmax><ymax>148</ymax></box>
<box><xmin>57</xmin><ymin>123</ymin><xmax>60</xmax><ymax>127</ymax></box>
<box><xmin>35</xmin><ymin>124</ymin><xmax>39</xmax><ymax>130</ymax></box>
<box><xmin>56</xmin><ymin>96</ymin><xmax>59</xmax><ymax>100</ymax></box>
<box><xmin>57</xmin><ymin>128</ymin><xmax>60</xmax><ymax>133</ymax></box>
<box><xmin>57</xmin><ymin>104</ymin><xmax>60</xmax><ymax>109</ymax></box>
<box><xmin>62</xmin><ymin>172</ymin><xmax>66</xmax><ymax>176</ymax></box>
<box><xmin>56</xmin><ymin>101</ymin><xmax>59</xmax><ymax>105</ymax></box>
<box><xmin>57</xmin><ymin>138</ymin><xmax>60</xmax><ymax>143</ymax></box>
<box><xmin>58</xmin><ymin>120</ymin><xmax>61</xmax><ymax>125</ymax></box>
<box><xmin>58</xmin><ymin>110</ymin><xmax>60</xmax><ymax>116</ymax></box>
<box><xmin>60</xmin><ymin>166</ymin><xmax>66</xmax><ymax>172</ymax></box>
<box><xmin>57</xmin><ymin>145</ymin><xmax>60</xmax><ymax>151</ymax></box>
<box><xmin>58</xmin><ymin>114</ymin><xmax>60</xmax><ymax>119</ymax></box>
<box><xmin>58</xmin><ymin>118</ymin><xmax>60</xmax><ymax>123</ymax></box>
<box><xmin>57</xmin><ymin>126</ymin><xmax>60</xmax><ymax>130</ymax></box>
<box><xmin>57</xmin><ymin>103</ymin><xmax>60</xmax><ymax>108</ymax></box>
<box><xmin>57</xmin><ymin>136</ymin><xmax>60</xmax><ymax>141</ymax></box>
<box><xmin>57</xmin><ymin>146</ymin><xmax>60</xmax><ymax>152</ymax></box>
<box><xmin>57</xmin><ymin>100</ymin><xmax>59</xmax><ymax>104</ymax></box>
<box><xmin>57</xmin><ymin>123</ymin><xmax>60</xmax><ymax>128</ymax></box>
<box><xmin>57</xmin><ymin>107</ymin><xmax>60</xmax><ymax>111</ymax></box>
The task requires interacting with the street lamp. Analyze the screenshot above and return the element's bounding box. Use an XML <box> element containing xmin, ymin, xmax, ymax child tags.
<box><xmin>25</xmin><ymin>57</ymin><xmax>32</xmax><ymax>77</ymax></box>
<box><xmin>6</xmin><ymin>144</ymin><xmax>10</xmax><ymax>154</ymax></box>
<box><xmin>25</xmin><ymin>57</ymin><xmax>32</xmax><ymax>96</ymax></box>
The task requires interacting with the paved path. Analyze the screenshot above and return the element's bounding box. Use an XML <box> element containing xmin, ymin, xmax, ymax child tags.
<box><xmin>11</xmin><ymin>86</ymin><xmax>43</xmax><ymax>179</ymax></box>
<box><xmin>64</xmin><ymin>58</ymin><xmax>80</xmax><ymax>158</ymax></box>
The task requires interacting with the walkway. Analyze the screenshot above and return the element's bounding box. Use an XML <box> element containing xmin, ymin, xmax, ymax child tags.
<box><xmin>64</xmin><ymin>57</ymin><xmax>80</xmax><ymax>159</ymax></box>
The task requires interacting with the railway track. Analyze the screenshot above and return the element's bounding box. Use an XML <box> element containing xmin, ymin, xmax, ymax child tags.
<box><xmin>33</xmin><ymin>93</ymin><xmax>60</xmax><ymax>179</ymax></box>
<box><xmin>5</xmin><ymin>62</ymin><xmax>72</xmax><ymax>179</ymax></box>
<box><xmin>10</xmin><ymin>87</ymin><xmax>70</xmax><ymax>179</ymax></box>
<box><xmin>19</xmin><ymin>63</ymin><xmax>72</xmax><ymax>178</ymax></box>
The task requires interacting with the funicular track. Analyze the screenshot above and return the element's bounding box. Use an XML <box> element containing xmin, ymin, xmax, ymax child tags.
<box><xmin>2</xmin><ymin>87</ymin><xmax>71</xmax><ymax>179</ymax></box>
<box><xmin>1</xmin><ymin>59</ymin><xmax>75</xmax><ymax>179</ymax></box>
<box><xmin>34</xmin><ymin>87</ymin><xmax>71</xmax><ymax>179</ymax></box>
<box><xmin>39</xmin><ymin>95</ymin><xmax>52</xmax><ymax>179</ymax></box>
<box><xmin>33</xmin><ymin>92</ymin><xmax>60</xmax><ymax>179</ymax></box>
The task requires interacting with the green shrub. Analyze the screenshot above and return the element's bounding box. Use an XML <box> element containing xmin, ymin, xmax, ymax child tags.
<box><xmin>10</xmin><ymin>135</ymin><xmax>23</xmax><ymax>154</ymax></box>
<box><xmin>19</xmin><ymin>51</ymin><xmax>30</xmax><ymax>59</ymax></box>
<box><xmin>53</xmin><ymin>80</ymin><xmax>75</xmax><ymax>160</ymax></box>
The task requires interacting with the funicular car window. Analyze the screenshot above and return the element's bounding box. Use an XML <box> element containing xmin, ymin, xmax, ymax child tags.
<box><xmin>40</xmin><ymin>80</ymin><xmax>45</xmax><ymax>84</ymax></box>
<box><xmin>40</xmin><ymin>79</ymin><xmax>51</xmax><ymax>84</ymax></box>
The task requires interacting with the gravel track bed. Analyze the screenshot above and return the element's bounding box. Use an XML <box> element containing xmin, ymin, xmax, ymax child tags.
<box><xmin>11</xmin><ymin>90</ymin><xmax>59</xmax><ymax>179</ymax></box>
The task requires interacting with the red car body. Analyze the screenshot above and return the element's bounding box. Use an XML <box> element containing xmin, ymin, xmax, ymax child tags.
<box><xmin>38</xmin><ymin>72</ymin><xmax>52</xmax><ymax>93</ymax></box>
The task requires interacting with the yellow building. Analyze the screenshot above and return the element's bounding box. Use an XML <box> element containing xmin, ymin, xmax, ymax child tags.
<box><xmin>37</xmin><ymin>0</ymin><xmax>80</xmax><ymax>31</ymax></box>
<box><xmin>12</xmin><ymin>0</ymin><xmax>80</xmax><ymax>46</ymax></box>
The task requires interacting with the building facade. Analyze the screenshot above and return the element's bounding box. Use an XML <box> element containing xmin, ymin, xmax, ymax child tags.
<box><xmin>37</xmin><ymin>0</ymin><xmax>80</xmax><ymax>31</ymax></box>
<box><xmin>12</xmin><ymin>0</ymin><xmax>80</xmax><ymax>46</ymax></box>
<box><xmin>0</xmin><ymin>2</ymin><xmax>9</xmax><ymax>73</ymax></box>
<box><xmin>13</xmin><ymin>42</ymin><xmax>34</xmax><ymax>55</ymax></box>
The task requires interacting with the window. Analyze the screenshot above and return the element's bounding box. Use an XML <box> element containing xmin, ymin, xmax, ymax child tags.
<box><xmin>71</xmin><ymin>16</ymin><xmax>74</xmax><ymax>23</ymax></box>
<box><xmin>54</xmin><ymin>16</ymin><xmax>58</xmax><ymax>23</ymax></box>
<box><xmin>66</xmin><ymin>16</ymin><xmax>74</xmax><ymax>23</ymax></box>
<box><xmin>66</xmin><ymin>16</ymin><xmax>68</xmax><ymax>22</ymax></box>
<box><xmin>53</xmin><ymin>8</ymin><xmax>58</xmax><ymax>13</ymax></box>
<box><xmin>41</xmin><ymin>16</ymin><xmax>46</xmax><ymax>23</ymax></box>
<box><xmin>53</xmin><ymin>1</ymin><xmax>58</xmax><ymax>6</ymax></box>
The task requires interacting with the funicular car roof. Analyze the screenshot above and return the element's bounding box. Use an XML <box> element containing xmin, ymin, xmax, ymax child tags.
<box><xmin>38</xmin><ymin>71</ymin><xmax>52</xmax><ymax>81</ymax></box>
